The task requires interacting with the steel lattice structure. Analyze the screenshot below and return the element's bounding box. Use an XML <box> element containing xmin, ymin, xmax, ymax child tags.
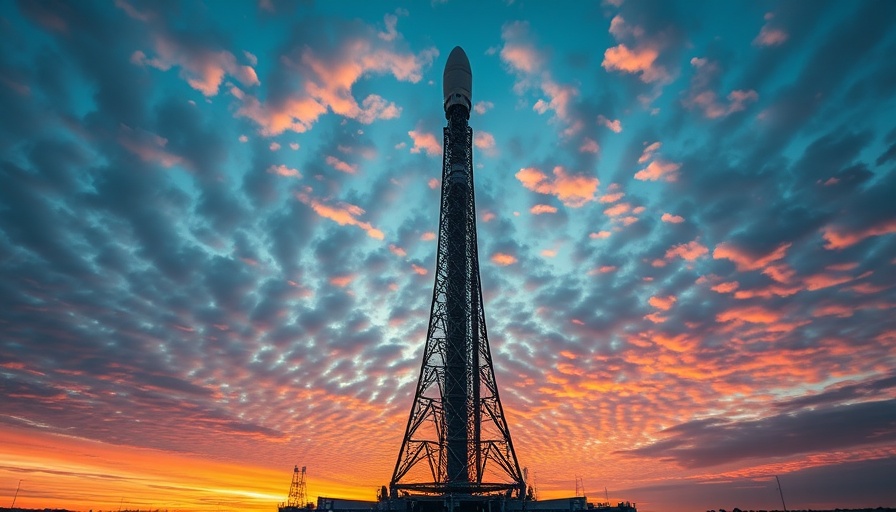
<box><xmin>390</xmin><ymin>47</ymin><xmax>525</xmax><ymax>499</ymax></box>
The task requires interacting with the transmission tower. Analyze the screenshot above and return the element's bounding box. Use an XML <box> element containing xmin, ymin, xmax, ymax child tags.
<box><xmin>287</xmin><ymin>465</ymin><xmax>307</xmax><ymax>508</ymax></box>
<box><xmin>389</xmin><ymin>46</ymin><xmax>526</xmax><ymax>499</ymax></box>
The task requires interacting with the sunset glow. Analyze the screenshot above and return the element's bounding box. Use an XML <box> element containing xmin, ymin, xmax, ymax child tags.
<box><xmin>2</xmin><ymin>2</ymin><xmax>895</xmax><ymax>512</ymax></box>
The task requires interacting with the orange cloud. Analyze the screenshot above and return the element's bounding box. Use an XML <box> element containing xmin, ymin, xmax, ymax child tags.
<box><xmin>732</xmin><ymin>283</ymin><xmax>801</xmax><ymax>299</ymax></box>
<box><xmin>579</xmin><ymin>138</ymin><xmax>600</xmax><ymax>154</ymax></box>
<box><xmin>326</xmin><ymin>155</ymin><xmax>357</xmax><ymax>174</ymax></box>
<box><xmin>661</xmin><ymin>213</ymin><xmax>684</xmax><ymax>223</ymax></box>
<box><xmin>474</xmin><ymin>131</ymin><xmax>497</xmax><ymax>156</ymax></box>
<box><xmin>531</xmin><ymin>204</ymin><xmax>558</xmax><ymax>215</ymax></box>
<box><xmin>420</xmin><ymin>232</ymin><xmax>436</xmax><ymax>241</ymax></box>
<box><xmin>822</xmin><ymin>220</ymin><xmax>896</xmax><ymax>249</ymax></box>
<box><xmin>635</xmin><ymin>159</ymin><xmax>680</xmax><ymax>181</ymax></box>
<box><xmin>408</xmin><ymin>130</ymin><xmax>441</xmax><ymax>157</ymax></box>
<box><xmin>813</xmin><ymin>304</ymin><xmax>854</xmax><ymax>318</ymax></box>
<box><xmin>602</xmin><ymin>44</ymin><xmax>667</xmax><ymax>83</ymax></box>
<box><xmin>234</xmin><ymin>94</ymin><xmax>327</xmax><ymax>136</ymax></box>
<box><xmin>711</xmin><ymin>281</ymin><xmax>740</xmax><ymax>293</ymax></box>
<box><xmin>716</xmin><ymin>305</ymin><xmax>780</xmax><ymax>324</ymax></box>
<box><xmin>665</xmin><ymin>240</ymin><xmax>708</xmax><ymax>261</ymax></box>
<box><xmin>500</xmin><ymin>21</ymin><xmax>580</xmax><ymax>128</ymax></box>
<box><xmin>500</xmin><ymin>25</ymin><xmax>543</xmax><ymax>73</ymax></box>
<box><xmin>532</xmin><ymin>80</ymin><xmax>579</xmax><ymax>124</ymax></box>
<box><xmin>491</xmin><ymin>253</ymin><xmax>517</xmax><ymax>266</ymax></box>
<box><xmin>804</xmin><ymin>273</ymin><xmax>854</xmax><ymax>291</ymax></box>
<box><xmin>474</xmin><ymin>101</ymin><xmax>494</xmax><ymax>114</ymax></box>
<box><xmin>688</xmin><ymin>87</ymin><xmax>758</xmax><ymax>119</ymax></box>
<box><xmin>388</xmin><ymin>244</ymin><xmax>406</xmax><ymax>257</ymax></box>
<box><xmin>330</xmin><ymin>275</ymin><xmax>354</xmax><ymax>287</ymax></box>
<box><xmin>762</xmin><ymin>263</ymin><xmax>795</xmax><ymax>284</ymax></box>
<box><xmin>753</xmin><ymin>15</ymin><xmax>789</xmax><ymax>47</ymax></box>
<box><xmin>713</xmin><ymin>242</ymin><xmax>791</xmax><ymax>271</ymax></box>
<box><xmin>411</xmin><ymin>264</ymin><xmax>427</xmax><ymax>275</ymax></box>
<box><xmin>604</xmin><ymin>203</ymin><xmax>631</xmax><ymax>217</ymax></box>
<box><xmin>638</xmin><ymin>142</ymin><xmax>661</xmax><ymax>163</ymax></box>
<box><xmin>597</xmin><ymin>115</ymin><xmax>622</xmax><ymax>133</ymax></box>
<box><xmin>117</xmin><ymin>125</ymin><xmax>183</xmax><ymax>168</ymax></box>
<box><xmin>515</xmin><ymin>166</ymin><xmax>599</xmax><ymax>207</ymax></box>
<box><xmin>590</xmin><ymin>231</ymin><xmax>612</xmax><ymax>239</ymax></box>
<box><xmin>267</xmin><ymin>164</ymin><xmax>301</xmax><ymax>178</ymax></box>
<box><xmin>600</xmin><ymin>191</ymin><xmax>624</xmax><ymax>203</ymax></box>
<box><xmin>295</xmin><ymin>192</ymin><xmax>384</xmax><ymax>240</ymax></box>
<box><xmin>235</xmin><ymin>38</ymin><xmax>435</xmax><ymax>135</ymax></box>
<box><xmin>131</xmin><ymin>36</ymin><xmax>259</xmax><ymax>97</ymax></box>
<box><xmin>648</xmin><ymin>295</ymin><xmax>677</xmax><ymax>311</ymax></box>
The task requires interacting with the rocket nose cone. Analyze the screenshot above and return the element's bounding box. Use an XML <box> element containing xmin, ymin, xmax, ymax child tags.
<box><xmin>443</xmin><ymin>46</ymin><xmax>472</xmax><ymax>111</ymax></box>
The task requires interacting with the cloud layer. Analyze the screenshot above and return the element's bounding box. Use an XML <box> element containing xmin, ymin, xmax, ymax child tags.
<box><xmin>1</xmin><ymin>2</ymin><xmax>895</xmax><ymax>512</ymax></box>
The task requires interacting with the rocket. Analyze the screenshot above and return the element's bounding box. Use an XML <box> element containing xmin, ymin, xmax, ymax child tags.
<box><xmin>443</xmin><ymin>46</ymin><xmax>472</xmax><ymax>113</ymax></box>
<box><xmin>390</xmin><ymin>46</ymin><xmax>525</xmax><ymax>498</ymax></box>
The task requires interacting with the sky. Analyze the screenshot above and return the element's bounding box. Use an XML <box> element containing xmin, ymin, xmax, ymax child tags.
<box><xmin>1</xmin><ymin>0</ymin><xmax>895</xmax><ymax>511</ymax></box>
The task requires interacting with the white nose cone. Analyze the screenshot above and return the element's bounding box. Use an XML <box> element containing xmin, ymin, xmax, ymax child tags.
<box><xmin>443</xmin><ymin>46</ymin><xmax>472</xmax><ymax>112</ymax></box>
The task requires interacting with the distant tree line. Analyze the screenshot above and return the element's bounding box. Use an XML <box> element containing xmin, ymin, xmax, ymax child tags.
<box><xmin>706</xmin><ymin>507</ymin><xmax>896</xmax><ymax>512</ymax></box>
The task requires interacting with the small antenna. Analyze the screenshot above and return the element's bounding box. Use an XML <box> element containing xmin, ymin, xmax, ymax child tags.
<box><xmin>11</xmin><ymin>479</ymin><xmax>23</xmax><ymax>509</ymax></box>
<box><xmin>775</xmin><ymin>475</ymin><xmax>788</xmax><ymax>512</ymax></box>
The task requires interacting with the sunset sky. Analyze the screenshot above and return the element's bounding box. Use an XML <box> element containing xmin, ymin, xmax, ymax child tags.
<box><xmin>2</xmin><ymin>1</ymin><xmax>896</xmax><ymax>511</ymax></box>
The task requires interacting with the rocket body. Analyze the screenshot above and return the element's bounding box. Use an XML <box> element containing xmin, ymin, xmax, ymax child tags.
<box><xmin>442</xmin><ymin>46</ymin><xmax>475</xmax><ymax>488</ymax></box>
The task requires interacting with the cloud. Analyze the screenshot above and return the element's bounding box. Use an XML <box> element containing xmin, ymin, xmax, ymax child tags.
<box><xmin>325</xmin><ymin>155</ymin><xmax>358</xmax><ymax>174</ymax></box>
<box><xmin>822</xmin><ymin>220</ymin><xmax>896</xmax><ymax>249</ymax></box>
<box><xmin>684</xmin><ymin>58</ymin><xmax>758</xmax><ymax>118</ymax></box>
<box><xmin>713</xmin><ymin>242</ymin><xmax>791</xmax><ymax>271</ymax></box>
<box><xmin>603</xmin><ymin>43</ymin><xmax>665</xmax><ymax>83</ymax></box>
<box><xmin>378</xmin><ymin>13</ymin><xmax>399</xmax><ymax>42</ymax></box>
<box><xmin>474</xmin><ymin>101</ymin><xmax>494</xmax><ymax>114</ymax></box>
<box><xmin>491</xmin><ymin>253</ymin><xmax>517</xmax><ymax>266</ymax></box>
<box><xmin>754</xmin><ymin>14</ymin><xmax>789</xmax><ymax>46</ymax></box>
<box><xmin>267</xmin><ymin>164</ymin><xmax>301</xmax><ymax>178</ymax></box>
<box><xmin>638</xmin><ymin>141</ymin><xmax>661</xmax><ymax>163</ymax></box>
<box><xmin>635</xmin><ymin>159</ymin><xmax>680</xmax><ymax>181</ymax></box>
<box><xmin>408</xmin><ymin>130</ymin><xmax>441</xmax><ymax>157</ymax></box>
<box><xmin>515</xmin><ymin>166</ymin><xmax>599</xmax><ymax>207</ymax></box>
<box><xmin>597</xmin><ymin>115</ymin><xmax>623</xmax><ymax>133</ymax></box>
<box><xmin>131</xmin><ymin>35</ymin><xmax>259</xmax><ymax>97</ymax></box>
<box><xmin>665</xmin><ymin>240</ymin><xmax>709</xmax><ymax>261</ymax></box>
<box><xmin>579</xmin><ymin>138</ymin><xmax>600</xmax><ymax>154</ymax></box>
<box><xmin>116</xmin><ymin>125</ymin><xmax>184</xmax><ymax>168</ymax></box>
<box><xmin>235</xmin><ymin>29</ymin><xmax>436</xmax><ymax>135</ymax></box>
<box><xmin>604</xmin><ymin>202</ymin><xmax>631</xmax><ymax>218</ymax></box>
<box><xmin>294</xmin><ymin>191</ymin><xmax>384</xmax><ymax>240</ymax></box>
<box><xmin>474</xmin><ymin>131</ymin><xmax>497</xmax><ymax>156</ymax></box>
<box><xmin>711</xmin><ymin>281</ymin><xmax>740</xmax><ymax>294</ymax></box>
<box><xmin>499</xmin><ymin>22</ymin><xmax>544</xmax><ymax>74</ymax></box>
<box><xmin>649</xmin><ymin>295</ymin><xmax>677</xmax><ymax>311</ymax></box>
<box><xmin>499</xmin><ymin>21</ymin><xmax>580</xmax><ymax>130</ymax></box>
<box><xmin>621</xmin><ymin>399</ymin><xmax>896</xmax><ymax>469</ymax></box>
<box><xmin>530</xmin><ymin>204</ymin><xmax>557</xmax><ymax>215</ymax></box>
<box><xmin>661</xmin><ymin>213</ymin><xmax>684</xmax><ymax>223</ymax></box>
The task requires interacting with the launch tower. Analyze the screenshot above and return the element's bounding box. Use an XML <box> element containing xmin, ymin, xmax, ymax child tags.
<box><xmin>389</xmin><ymin>47</ymin><xmax>526</xmax><ymax>501</ymax></box>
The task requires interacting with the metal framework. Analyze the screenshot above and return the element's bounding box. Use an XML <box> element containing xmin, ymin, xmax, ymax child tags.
<box><xmin>287</xmin><ymin>465</ymin><xmax>307</xmax><ymax>508</ymax></box>
<box><xmin>390</xmin><ymin>103</ymin><xmax>525</xmax><ymax>498</ymax></box>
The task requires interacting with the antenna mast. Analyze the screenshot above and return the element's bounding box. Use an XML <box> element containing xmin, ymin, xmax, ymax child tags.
<box><xmin>775</xmin><ymin>475</ymin><xmax>788</xmax><ymax>512</ymax></box>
